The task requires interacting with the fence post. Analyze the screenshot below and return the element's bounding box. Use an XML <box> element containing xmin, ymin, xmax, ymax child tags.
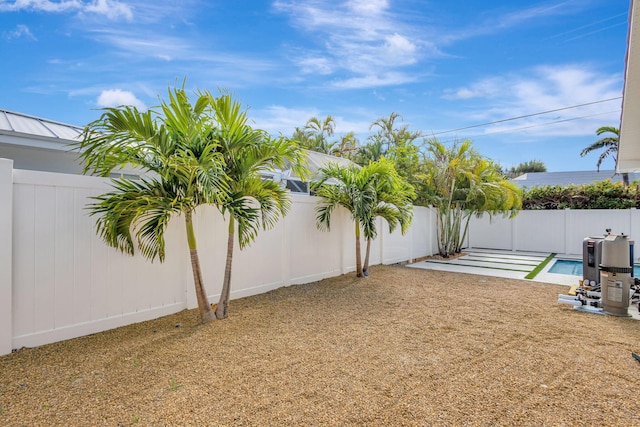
<box><xmin>0</xmin><ymin>159</ymin><xmax>13</xmax><ymax>355</ymax></box>
<box><xmin>510</xmin><ymin>213</ymin><xmax>517</xmax><ymax>252</ymax></box>
<box><xmin>429</xmin><ymin>206</ymin><xmax>436</xmax><ymax>255</ymax></box>
<box><xmin>564</xmin><ymin>208</ymin><xmax>571</xmax><ymax>255</ymax></box>
<box><xmin>379</xmin><ymin>217</ymin><xmax>384</xmax><ymax>265</ymax></box>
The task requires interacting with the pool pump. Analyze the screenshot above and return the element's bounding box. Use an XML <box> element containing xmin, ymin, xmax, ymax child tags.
<box><xmin>558</xmin><ymin>230</ymin><xmax>639</xmax><ymax>317</ymax></box>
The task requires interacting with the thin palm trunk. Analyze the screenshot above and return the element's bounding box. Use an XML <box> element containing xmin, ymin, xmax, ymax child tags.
<box><xmin>355</xmin><ymin>221</ymin><xmax>363</xmax><ymax>277</ymax></box>
<box><xmin>185</xmin><ymin>211</ymin><xmax>215</xmax><ymax>323</ymax></box>
<box><xmin>457</xmin><ymin>212</ymin><xmax>472</xmax><ymax>253</ymax></box>
<box><xmin>363</xmin><ymin>238</ymin><xmax>372</xmax><ymax>277</ymax></box>
<box><xmin>216</xmin><ymin>216</ymin><xmax>235</xmax><ymax>319</ymax></box>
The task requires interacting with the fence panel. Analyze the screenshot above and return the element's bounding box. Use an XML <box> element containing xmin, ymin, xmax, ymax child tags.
<box><xmin>565</xmin><ymin>210</ymin><xmax>632</xmax><ymax>255</ymax></box>
<box><xmin>468</xmin><ymin>214</ymin><xmax>513</xmax><ymax>250</ymax></box>
<box><xmin>11</xmin><ymin>170</ymin><xmax>188</xmax><ymax>350</ymax></box>
<box><xmin>4</xmin><ymin>166</ymin><xmax>434</xmax><ymax>355</ymax></box>
<box><xmin>515</xmin><ymin>210</ymin><xmax>566</xmax><ymax>253</ymax></box>
<box><xmin>411</xmin><ymin>207</ymin><xmax>435</xmax><ymax>260</ymax></box>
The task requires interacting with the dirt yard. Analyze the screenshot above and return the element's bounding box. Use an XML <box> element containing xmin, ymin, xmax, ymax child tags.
<box><xmin>1</xmin><ymin>265</ymin><xmax>639</xmax><ymax>426</ymax></box>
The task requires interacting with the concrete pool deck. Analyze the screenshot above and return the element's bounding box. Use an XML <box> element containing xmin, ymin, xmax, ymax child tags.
<box><xmin>407</xmin><ymin>248</ymin><xmax>580</xmax><ymax>286</ymax></box>
<box><xmin>407</xmin><ymin>249</ymin><xmax>640</xmax><ymax>320</ymax></box>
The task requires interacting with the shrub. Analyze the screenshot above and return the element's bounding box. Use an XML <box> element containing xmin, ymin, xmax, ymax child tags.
<box><xmin>522</xmin><ymin>180</ymin><xmax>639</xmax><ymax>210</ymax></box>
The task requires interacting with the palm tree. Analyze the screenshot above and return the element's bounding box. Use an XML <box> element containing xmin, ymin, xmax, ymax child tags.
<box><xmin>312</xmin><ymin>160</ymin><xmax>406</xmax><ymax>277</ymax></box>
<box><xmin>368</xmin><ymin>112</ymin><xmax>422</xmax><ymax>157</ymax></box>
<box><xmin>207</xmin><ymin>93</ymin><xmax>307</xmax><ymax>319</ymax></box>
<box><xmin>76</xmin><ymin>86</ymin><xmax>228</xmax><ymax>323</ymax></box>
<box><xmin>331</xmin><ymin>132</ymin><xmax>359</xmax><ymax>159</ymax></box>
<box><xmin>423</xmin><ymin>138</ymin><xmax>521</xmax><ymax>257</ymax></box>
<box><xmin>580</xmin><ymin>126</ymin><xmax>628</xmax><ymax>185</ymax></box>
<box><xmin>293</xmin><ymin>116</ymin><xmax>336</xmax><ymax>154</ymax></box>
<box><xmin>361</xmin><ymin>158</ymin><xmax>415</xmax><ymax>276</ymax></box>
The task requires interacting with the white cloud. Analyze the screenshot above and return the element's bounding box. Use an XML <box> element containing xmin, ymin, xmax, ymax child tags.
<box><xmin>83</xmin><ymin>0</ymin><xmax>132</xmax><ymax>21</ymax></box>
<box><xmin>96</xmin><ymin>89</ymin><xmax>147</xmax><ymax>110</ymax></box>
<box><xmin>250</xmin><ymin>105</ymin><xmax>321</xmax><ymax>135</ymax></box>
<box><xmin>441</xmin><ymin>64</ymin><xmax>622</xmax><ymax>138</ymax></box>
<box><xmin>346</xmin><ymin>0</ymin><xmax>389</xmax><ymax>15</ymax></box>
<box><xmin>382</xmin><ymin>33</ymin><xmax>417</xmax><ymax>66</ymax></box>
<box><xmin>442</xmin><ymin>79</ymin><xmax>502</xmax><ymax>100</ymax></box>
<box><xmin>331</xmin><ymin>72</ymin><xmax>418</xmax><ymax>89</ymax></box>
<box><xmin>250</xmin><ymin>105</ymin><xmax>372</xmax><ymax>136</ymax></box>
<box><xmin>2</xmin><ymin>24</ymin><xmax>36</xmax><ymax>40</ymax></box>
<box><xmin>274</xmin><ymin>0</ymin><xmax>423</xmax><ymax>88</ymax></box>
<box><xmin>0</xmin><ymin>0</ymin><xmax>133</xmax><ymax>21</ymax></box>
<box><xmin>437</xmin><ymin>1</ymin><xmax>583</xmax><ymax>45</ymax></box>
<box><xmin>296</xmin><ymin>56</ymin><xmax>334</xmax><ymax>75</ymax></box>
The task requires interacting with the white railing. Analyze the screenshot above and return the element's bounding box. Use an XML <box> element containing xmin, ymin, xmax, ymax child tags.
<box><xmin>0</xmin><ymin>159</ymin><xmax>437</xmax><ymax>355</ymax></box>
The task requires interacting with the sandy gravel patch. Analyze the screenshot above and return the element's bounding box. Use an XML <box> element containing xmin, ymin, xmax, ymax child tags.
<box><xmin>1</xmin><ymin>265</ymin><xmax>639</xmax><ymax>426</ymax></box>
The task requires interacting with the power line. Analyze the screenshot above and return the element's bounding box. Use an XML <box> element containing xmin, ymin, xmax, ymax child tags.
<box><xmin>429</xmin><ymin>97</ymin><xmax>622</xmax><ymax>136</ymax></box>
<box><xmin>436</xmin><ymin>109</ymin><xmax>620</xmax><ymax>143</ymax></box>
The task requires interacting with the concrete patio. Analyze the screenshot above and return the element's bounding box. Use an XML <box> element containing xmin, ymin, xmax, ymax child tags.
<box><xmin>408</xmin><ymin>248</ymin><xmax>580</xmax><ymax>286</ymax></box>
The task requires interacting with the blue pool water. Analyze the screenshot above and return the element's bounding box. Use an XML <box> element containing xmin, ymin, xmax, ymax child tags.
<box><xmin>549</xmin><ymin>259</ymin><xmax>640</xmax><ymax>276</ymax></box>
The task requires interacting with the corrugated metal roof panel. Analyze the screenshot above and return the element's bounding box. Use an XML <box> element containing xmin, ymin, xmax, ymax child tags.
<box><xmin>43</xmin><ymin>121</ymin><xmax>83</xmax><ymax>141</ymax></box>
<box><xmin>6</xmin><ymin>113</ymin><xmax>56</xmax><ymax>137</ymax></box>
<box><xmin>0</xmin><ymin>109</ymin><xmax>83</xmax><ymax>142</ymax></box>
<box><xmin>305</xmin><ymin>149</ymin><xmax>357</xmax><ymax>175</ymax></box>
<box><xmin>0</xmin><ymin>110</ymin><xmax>13</xmax><ymax>131</ymax></box>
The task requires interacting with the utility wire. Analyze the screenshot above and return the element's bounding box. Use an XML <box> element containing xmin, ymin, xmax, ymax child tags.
<box><xmin>435</xmin><ymin>109</ymin><xmax>620</xmax><ymax>143</ymax></box>
<box><xmin>430</xmin><ymin>97</ymin><xmax>622</xmax><ymax>136</ymax></box>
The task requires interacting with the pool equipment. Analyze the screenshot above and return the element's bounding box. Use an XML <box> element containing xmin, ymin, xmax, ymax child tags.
<box><xmin>582</xmin><ymin>236</ymin><xmax>604</xmax><ymax>284</ymax></box>
<box><xmin>600</xmin><ymin>233</ymin><xmax>632</xmax><ymax>316</ymax></box>
<box><xmin>558</xmin><ymin>230</ymin><xmax>638</xmax><ymax>317</ymax></box>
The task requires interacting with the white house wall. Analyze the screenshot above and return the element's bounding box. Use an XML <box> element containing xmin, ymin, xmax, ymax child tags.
<box><xmin>0</xmin><ymin>143</ymin><xmax>84</xmax><ymax>174</ymax></box>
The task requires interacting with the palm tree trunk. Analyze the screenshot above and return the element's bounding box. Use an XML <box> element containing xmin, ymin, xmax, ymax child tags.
<box><xmin>457</xmin><ymin>212</ymin><xmax>472</xmax><ymax>253</ymax></box>
<box><xmin>215</xmin><ymin>216</ymin><xmax>235</xmax><ymax>320</ymax></box>
<box><xmin>355</xmin><ymin>221</ymin><xmax>363</xmax><ymax>277</ymax></box>
<box><xmin>363</xmin><ymin>238</ymin><xmax>371</xmax><ymax>277</ymax></box>
<box><xmin>185</xmin><ymin>211</ymin><xmax>215</xmax><ymax>323</ymax></box>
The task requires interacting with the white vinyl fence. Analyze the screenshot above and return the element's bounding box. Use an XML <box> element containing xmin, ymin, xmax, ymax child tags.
<box><xmin>467</xmin><ymin>209</ymin><xmax>640</xmax><ymax>256</ymax></box>
<box><xmin>0</xmin><ymin>159</ymin><xmax>436</xmax><ymax>356</ymax></box>
<box><xmin>4</xmin><ymin>155</ymin><xmax>638</xmax><ymax>356</ymax></box>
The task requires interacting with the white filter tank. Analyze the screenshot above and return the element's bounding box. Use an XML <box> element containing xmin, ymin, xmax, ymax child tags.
<box><xmin>600</xmin><ymin>233</ymin><xmax>632</xmax><ymax>317</ymax></box>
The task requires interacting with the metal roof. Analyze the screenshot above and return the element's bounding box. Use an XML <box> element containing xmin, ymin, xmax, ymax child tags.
<box><xmin>0</xmin><ymin>109</ymin><xmax>83</xmax><ymax>144</ymax></box>
<box><xmin>511</xmin><ymin>170</ymin><xmax>640</xmax><ymax>188</ymax></box>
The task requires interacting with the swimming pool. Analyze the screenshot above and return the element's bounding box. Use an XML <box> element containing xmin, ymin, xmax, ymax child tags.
<box><xmin>549</xmin><ymin>259</ymin><xmax>640</xmax><ymax>276</ymax></box>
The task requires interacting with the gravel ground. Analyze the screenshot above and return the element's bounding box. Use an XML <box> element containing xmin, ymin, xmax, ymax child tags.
<box><xmin>1</xmin><ymin>265</ymin><xmax>640</xmax><ymax>426</ymax></box>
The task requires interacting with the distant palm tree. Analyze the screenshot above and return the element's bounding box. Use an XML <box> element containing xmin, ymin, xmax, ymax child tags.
<box><xmin>331</xmin><ymin>132</ymin><xmax>359</xmax><ymax>158</ymax></box>
<box><xmin>580</xmin><ymin>126</ymin><xmax>628</xmax><ymax>186</ymax></box>
<box><xmin>293</xmin><ymin>116</ymin><xmax>336</xmax><ymax>154</ymax></box>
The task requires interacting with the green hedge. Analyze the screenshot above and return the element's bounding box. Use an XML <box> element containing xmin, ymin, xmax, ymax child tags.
<box><xmin>522</xmin><ymin>180</ymin><xmax>640</xmax><ymax>210</ymax></box>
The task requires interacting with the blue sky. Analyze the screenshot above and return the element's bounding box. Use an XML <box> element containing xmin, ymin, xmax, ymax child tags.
<box><xmin>0</xmin><ymin>0</ymin><xmax>631</xmax><ymax>172</ymax></box>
